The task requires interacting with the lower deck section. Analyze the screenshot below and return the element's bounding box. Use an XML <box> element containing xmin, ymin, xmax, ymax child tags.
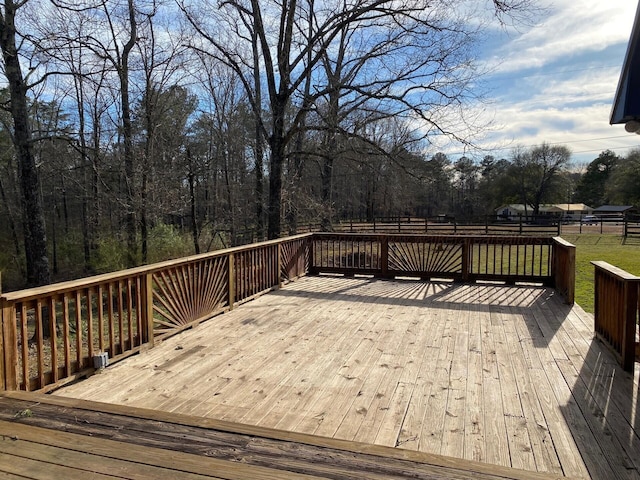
<box><xmin>0</xmin><ymin>391</ymin><xmax>559</xmax><ymax>479</ymax></box>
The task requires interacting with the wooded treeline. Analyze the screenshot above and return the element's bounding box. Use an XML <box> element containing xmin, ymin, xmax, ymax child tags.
<box><xmin>0</xmin><ymin>0</ymin><xmax>634</xmax><ymax>291</ymax></box>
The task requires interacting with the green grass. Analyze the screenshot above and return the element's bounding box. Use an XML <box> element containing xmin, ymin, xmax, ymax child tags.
<box><xmin>559</xmin><ymin>234</ymin><xmax>640</xmax><ymax>313</ymax></box>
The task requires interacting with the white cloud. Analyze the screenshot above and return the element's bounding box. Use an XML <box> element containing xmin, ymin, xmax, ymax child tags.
<box><xmin>486</xmin><ymin>1</ymin><xmax>638</xmax><ymax>73</ymax></box>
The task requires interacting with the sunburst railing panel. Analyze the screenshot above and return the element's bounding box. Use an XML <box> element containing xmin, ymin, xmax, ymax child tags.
<box><xmin>152</xmin><ymin>256</ymin><xmax>229</xmax><ymax>339</ymax></box>
<box><xmin>387</xmin><ymin>237</ymin><xmax>463</xmax><ymax>277</ymax></box>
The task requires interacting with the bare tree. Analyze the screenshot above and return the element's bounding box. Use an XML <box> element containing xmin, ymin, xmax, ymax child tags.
<box><xmin>180</xmin><ymin>0</ymin><xmax>534</xmax><ymax>238</ymax></box>
<box><xmin>136</xmin><ymin>13</ymin><xmax>192</xmax><ymax>262</ymax></box>
<box><xmin>510</xmin><ymin>143</ymin><xmax>571</xmax><ymax>215</ymax></box>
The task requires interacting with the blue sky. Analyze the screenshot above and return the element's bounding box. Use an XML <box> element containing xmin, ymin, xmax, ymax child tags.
<box><xmin>440</xmin><ymin>0</ymin><xmax>640</xmax><ymax>167</ymax></box>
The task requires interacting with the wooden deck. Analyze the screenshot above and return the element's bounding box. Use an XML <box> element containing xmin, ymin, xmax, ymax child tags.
<box><xmin>51</xmin><ymin>275</ymin><xmax>640</xmax><ymax>480</ymax></box>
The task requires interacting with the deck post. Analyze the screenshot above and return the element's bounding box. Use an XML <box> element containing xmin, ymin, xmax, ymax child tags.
<box><xmin>0</xmin><ymin>299</ymin><xmax>17</xmax><ymax>390</ymax></box>
<box><xmin>0</xmin><ymin>298</ymin><xmax>5</xmax><ymax>390</ymax></box>
<box><xmin>552</xmin><ymin>237</ymin><xmax>575</xmax><ymax>304</ymax></box>
<box><xmin>143</xmin><ymin>273</ymin><xmax>155</xmax><ymax>348</ymax></box>
<box><xmin>228</xmin><ymin>253</ymin><xmax>235</xmax><ymax>310</ymax></box>
<box><xmin>277</xmin><ymin>243</ymin><xmax>283</xmax><ymax>288</ymax></box>
<box><xmin>592</xmin><ymin>261</ymin><xmax>640</xmax><ymax>372</ymax></box>
<box><xmin>621</xmin><ymin>280</ymin><xmax>638</xmax><ymax>371</ymax></box>
<box><xmin>380</xmin><ymin>236</ymin><xmax>389</xmax><ymax>278</ymax></box>
<box><xmin>461</xmin><ymin>237</ymin><xmax>471</xmax><ymax>282</ymax></box>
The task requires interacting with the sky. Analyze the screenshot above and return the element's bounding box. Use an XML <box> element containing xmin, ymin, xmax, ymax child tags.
<box><xmin>440</xmin><ymin>0</ymin><xmax>640</xmax><ymax>167</ymax></box>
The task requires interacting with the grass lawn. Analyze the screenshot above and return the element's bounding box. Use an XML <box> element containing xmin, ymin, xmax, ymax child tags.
<box><xmin>558</xmin><ymin>234</ymin><xmax>640</xmax><ymax>313</ymax></box>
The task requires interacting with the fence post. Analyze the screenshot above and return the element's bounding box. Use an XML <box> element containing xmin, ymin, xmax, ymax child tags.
<box><xmin>228</xmin><ymin>253</ymin><xmax>235</xmax><ymax>310</ymax></box>
<box><xmin>519</xmin><ymin>215</ymin><xmax>523</xmax><ymax>234</ymax></box>
<box><xmin>0</xmin><ymin>298</ymin><xmax>17</xmax><ymax>390</ymax></box>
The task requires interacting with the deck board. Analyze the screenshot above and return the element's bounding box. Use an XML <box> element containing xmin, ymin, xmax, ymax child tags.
<box><xmin>52</xmin><ymin>275</ymin><xmax>640</xmax><ymax>479</ymax></box>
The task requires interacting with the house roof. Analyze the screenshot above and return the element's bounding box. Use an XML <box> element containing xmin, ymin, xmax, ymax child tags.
<box><xmin>593</xmin><ymin>205</ymin><xmax>636</xmax><ymax>213</ymax></box>
<box><xmin>496</xmin><ymin>204</ymin><xmax>590</xmax><ymax>213</ymax></box>
<box><xmin>611</xmin><ymin>2</ymin><xmax>640</xmax><ymax>124</ymax></box>
<box><xmin>553</xmin><ymin>203</ymin><xmax>593</xmax><ymax>212</ymax></box>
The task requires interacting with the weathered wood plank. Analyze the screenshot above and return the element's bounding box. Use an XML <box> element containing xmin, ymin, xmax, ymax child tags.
<box><xmin>440</xmin><ymin>302</ymin><xmax>469</xmax><ymax>460</ymax></box>
<box><xmin>0</xmin><ymin>394</ymin><xmax>566</xmax><ymax>480</ymax></box>
<box><xmin>481</xmin><ymin>307</ymin><xmax>510</xmax><ymax>468</ymax></box>
<box><xmin>0</xmin><ymin>435</ymin><xmax>218</xmax><ymax>480</ymax></box>
<box><xmin>493</xmin><ymin>307</ymin><xmax>537</xmax><ymax>472</ymax></box>
<box><xmin>0</xmin><ymin>419</ymin><xmax>321</xmax><ymax>480</ymax></box>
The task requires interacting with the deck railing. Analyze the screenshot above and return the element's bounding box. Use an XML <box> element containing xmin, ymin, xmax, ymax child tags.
<box><xmin>592</xmin><ymin>261</ymin><xmax>640</xmax><ymax>371</ymax></box>
<box><xmin>0</xmin><ymin>234</ymin><xmax>310</xmax><ymax>392</ymax></box>
<box><xmin>0</xmin><ymin>233</ymin><xmax>574</xmax><ymax>392</ymax></box>
<box><xmin>311</xmin><ymin>233</ymin><xmax>574</xmax><ymax>296</ymax></box>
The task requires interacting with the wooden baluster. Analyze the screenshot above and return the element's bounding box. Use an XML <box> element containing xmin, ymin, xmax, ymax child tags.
<box><xmin>117</xmin><ymin>280</ymin><xmax>125</xmax><ymax>355</ymax></box>
<box><xmin>87</xmin><ymin>288</ymin><xmax>94</xmax><ymax>361</ymax></box>
<box><xmin>1</xmin><ymin>299</ymin><xmax>18</xmax><ymax>390</ymax></box>
<box><xmin>135</xmin><ymin>276</ymin><xmax>143</xmax><ymax>346</ymax></box>
<box><xmin>228</xmin><ymin>253</ymin><xmax>235</xmax><ymax>310</ymax></box>
<box><xmin>97</xmin><ymin>285</ymin><xmax>105</xmax><ymax>352</ymax></box>
<box><xmin>19</xmin><ymin>303</ymin><xmax>28</xmax><ymax>390</ymax></box>
<box><xmin>49</xmin><ymin>296</ymin><xmax>58</xmax><ymax>384</ymax></box>
<box><xmin>75</xmin><ymin>291</ymin><xmax>83</xmax><ymax>368</ymax></box>
<box><xmin>62</xmin><ymin>294</ymin><xmax>71</xmax><ymax>378</ymax></box>
<box><xmin>35</xmin><ymin>299</ymin><xmax>45</xmax><ymax>389</ymax></box>
<box><xmin>108</xmin><ymin>282</ymin><xmax>115</xmax><ymax>357</ymax></box>
<box><xmin>126</xmin><ymin>279</ymin><xmax>133</xmax><ymax>350</ymax></box>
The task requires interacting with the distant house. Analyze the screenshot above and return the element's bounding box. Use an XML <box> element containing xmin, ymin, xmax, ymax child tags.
<box><xmin>495</xmin><ymin>203</ymin><xmax>592</xmax><ymax>221</ymax></box>
<box><xmin>495</xmin><ymin>204</ymin><xmax>563</xmax><ymax>221</ymax></box>
<box><xmin>593</xmin><ymin>205</ymin><xmax>637</xmax><ymax>217</ymax></box>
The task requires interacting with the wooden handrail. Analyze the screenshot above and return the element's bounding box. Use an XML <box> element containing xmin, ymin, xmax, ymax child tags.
<box><xmin>592</xmin><ymin>261</ymin><xmax>640</xmax><ymax>372</ymax></box>
<box><xmin>1</xmin><ymin>233</ymin><xmax>313</xmax><ymax>303</ymax></box>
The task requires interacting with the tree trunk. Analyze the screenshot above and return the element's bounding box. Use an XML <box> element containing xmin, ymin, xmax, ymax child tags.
<box><xmin>320</xmin><ymin>158</ymin><xmax>334</xmax><ymax>230</ymax></box>
<box><xmin>122</xmin><ymin>0</ymin><xmax>138</xmax><ymax>267</ymax></box>
<box><xmin>0</xmin><ymin>3</ymin><xmax>51</xmax><ymax>288</ymax></box>
<box><xmin>187</xmin><ymin>148</ymin><xmax>200</xmax><ymax>254</ymax></box>
<box><xmin>251</xmin><ymin>30</ymin><xmax>265</xmax><ymax>241</ymax></box>
<box><xmin>267</xmin><ymin>101</ymin><xmax>286</xmax><ymax>239</ymax></box>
